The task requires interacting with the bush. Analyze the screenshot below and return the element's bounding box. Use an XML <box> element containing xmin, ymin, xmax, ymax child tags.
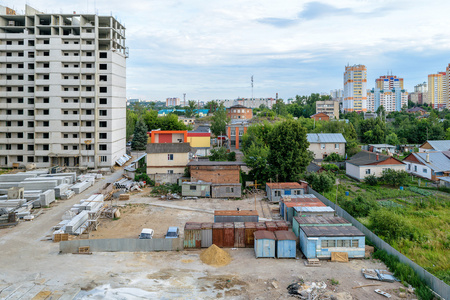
<box><xmin>304</xmin><ymin>171</ymin><xmax>335</xmax><ymax>193</ymax></box>
<box><xmin>340</xmin><ymin>195</ymin><xmax>378</xmax><ymax>218</ymax></box>
<box><xmin>364</xmin><ymin>174</ymin><xmax>378</xmax><ymax>186</ymax></box>
<box><xmin>134</xmin><ymin>173</ymin><xmax>155</xmax><ymax>186</ymax></box>
<box><xmin>369</xmin><ymin>209</ymin><xmax>418</xmax><ymax>242</ymax></box>
<box><xmin>322</xmin><ymin>164</ymin><xmax>339</xmax><ymax>172</ymax></box>
<box><xmin>151</xmin><ymin>183</ymin><xmax>181</xmax><ymax>195</ymax></box>
<box><xmin>380</xmin><ymin>169</ymin><xmax>409</xmax><ymax>187</ymax></box>
<box><xmin>323</xmin><ymin>153</ymin><xmax>344</xmax><ymax>162</ymax></box>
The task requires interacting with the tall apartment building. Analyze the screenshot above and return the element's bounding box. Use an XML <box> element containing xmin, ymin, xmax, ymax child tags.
<box><xmin>428</xmin><ymin>72</ymin><xmax>445</xmax><ymax>109</ymax></box>
<box><xmin>445</xmin><ymin>64</ymin><xmax>450</xmax><ymax>108</ymax></box>
<box><xmin>367</xmin><ymin>88</ymin><xmax>408</xmax><ymax>113</ymax></box>
<box><xmin>375</xmin><ymin>75</ymin><xmax>404</xmax><ymax>90</ymax></box>
<box><xmin>0</xmin><ymin>5</ymin><xmax>127</xmax><ymax>168</ymax></box>
<box><xmin>409</xmin><ymin>82</ymin><xmax>428</xmax><ymax>105</ymax></box>
<box><xmin>315</xmin><ymin>100</ymin><xmax>339</xmax><ymax>119</ymax></box>
<box><xmin>343</xmin><ymin>64</ymin><xmax>367</xmax><ymax>112</ymax></box>
<box><xmin>166</xmin><ymin>97</ymin><xmax>180</xmax><ymax>107</ymax></box>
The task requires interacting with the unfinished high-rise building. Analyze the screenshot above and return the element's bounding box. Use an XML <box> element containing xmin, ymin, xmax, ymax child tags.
<box><xmin>0</xmin><ymin>5</ymin><xmax>127</xmax><ymax>168</ymax></box>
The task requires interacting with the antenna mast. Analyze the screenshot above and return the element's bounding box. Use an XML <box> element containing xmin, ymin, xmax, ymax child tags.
<box><xmin>251</xmin><ymin>75</ymin><xmax>254</xmax><ymax>100</ymax></box>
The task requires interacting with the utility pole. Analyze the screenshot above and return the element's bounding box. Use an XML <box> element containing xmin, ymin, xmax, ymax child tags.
<box><xmin>251</xmin><ymin>75</ymin><xmax>254</xmax><ymax>100</ymax></box>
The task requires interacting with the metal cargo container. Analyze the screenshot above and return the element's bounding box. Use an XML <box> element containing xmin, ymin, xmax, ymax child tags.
<box><xmin>294</xmin><ymin>206</ymin><xmax>335</xmax><ymax>219</ymax></box>
<box><xmin>256</xmin><ymin>222</ymin><xmax>267</xmax><ymax>231</ymax></box>
<box><xmin>275</xmin><ymin>220</ymin><xmax>288</xmax><ymax>231</ymax></box>
<box><xmin>201</xmin><ymin>223</ymin><xmax>213</xmax><ymax>248</ymax></box>
<box><xmin>212</xmin><ymin>222</ymin><xmax>224</xmax><ymax>247</ymax></box>
<box><xmin>274</xmin><ymin>231</ymin><xmax>297</xmax><ymax>258</ymax></box>
<box><xmin>184</xmin><ymin>222</ymin><xmax>202</xmax><ymax>248</ymax></box>
<box><xmin>234</xmin><ymin>222</ymin><xmax>245</xmax><ymax>248</ymax></box>
<box><xmin>244</xmin><ymin>222</ymin><xmax>257</xmax><ymax>248</ymax></box>
<box><xmin>265</xmin><ymin>221</ymin><xmax>277</xmax><ymax>232</ymax></box>
<box><xmin>181</xmin><ymin>181</ymin><xmax>211</xmax><ymax>197</ymax></box>
<box><xmin>223</xmin><ymin>222</ymin><xmax>235</xmax><ymax>247</ymax></box>
<box><xmin>254</xmin><ymin>230</ymin><xmax>276</xmax><ymax>258</ymax></box>
<box><xmin>283</xmin><ymin>200</ymin><xmax>326</xmax><ymax>223</ymax></box>
<box><xmin>214</xmin><ymin>210</ymin><xmax>259</xmax><ymax>223</ymax></box>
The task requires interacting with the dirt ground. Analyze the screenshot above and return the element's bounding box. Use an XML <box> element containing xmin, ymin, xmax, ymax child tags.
<box><xmin>0</xmin><ymin>170</ymin><xmax>416</xmax><ymax>300</ymax></box>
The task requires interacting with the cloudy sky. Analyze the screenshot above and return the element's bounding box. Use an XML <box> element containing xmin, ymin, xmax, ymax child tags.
<box><xmin>4</xmin><ymin>0</ymin><xmax>450</xmax><ymax>101</ymax></box>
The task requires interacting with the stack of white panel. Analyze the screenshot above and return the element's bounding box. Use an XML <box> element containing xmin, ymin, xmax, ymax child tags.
<box><xmin>39</xmin><ymin>189</ymin><xmax>55</xmax><ymax>207</ymax></box>
<box><xmin>0</xmin><ymin>173</ymin><xmax>37</xmax><ymax>182</ymax></box>
<box><xmin>61</xmin><ymin>190</ymin><xmax>75</xmax><ymax>200</ymax></box>
<box><xmin>0</xmin><ymin>199</ymin><xmax>26</xmax><ymax>207</ymax></box>
<box><xmin>18</xmin><ymin>180</ymin><xmax>58</xmax><ymax>190</ymax></box>
<box><xmin>65</xmin><ymin>211</ymin><xmax>88</xmax><ymax>234</ymax></box>
<box><xmin>54</xmin><ymin>184</ymin><xmax>70</xmax><ymax>198</ymax></box>
<box><xmin>71</xmin><ymin>181</ymin><xmax>90</xmax><ymax>194</ymax></box>
<box><xmin>23</xmin><ymin>177</ymin><xmax>65</xmax><ymax>185</ymax></box>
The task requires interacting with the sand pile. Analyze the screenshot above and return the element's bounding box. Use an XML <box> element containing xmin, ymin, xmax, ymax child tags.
<box><xmin>200</xmin><ymin>244</ymin><xmax>231</xmax><ymax>267</ymax></box>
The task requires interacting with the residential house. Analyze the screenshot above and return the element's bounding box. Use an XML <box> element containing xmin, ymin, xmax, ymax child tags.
<box><xmin>406</xmin><ymin>107</ymin><xmax>427</xmax><ymax>115</ymax></box>
<box><xmin>306</xmin><ymin>162</ymin><xmax>324</xmax><ymax>173</ymax></box>
<box><xmin>310</xmin><ymin>112</ymin><xmax>330</xmax><ymax>121</ymax></box>
<box><xmin>419</xmin><ymin>140</ymin><xmax>450</xmax><ymax>152</ymax></box>
<box><xmin>368</xmin><ymin>144</ymin><xmax>396</xmax><ymax>154</ymax></box>
<box><xmin>315</xmin><ymin>100</ymin><xmax>340</xmax><ymax>119</ymax></box>
<box><xmin>403</xmin><ymin>152</ymin><xmax>450</xmax><ymax>181</ymax></box>
<box><xmin>146</xmin><ymin>143</ymin><xmax>191</xmax><ymax>183</ymax></box>
<box><xmin>226</xmin><ymin>120</ymin><xmax>250</xmax><ymax>150</ymax></box>
<box><xmin>346</xmin><ymin>151</ymin><xmax>405</xmax><ymax>181</ymax></box>
<box><xmin>187</xmin><ymin>160</ymin><xmax>245</xmax><ymax>198</ymax></box>
<box><xmin>399</xmin><ymin>144</ymin><xmax>419</xmax><ymax>153</ymax></box>
<box><xmin>148</xmin><ymin>129</ymin><xmax>211</xmax><ymax>156</ymax></box>
<box><xmin>306</xmin><ymin>133</ymin><xmax>346</xmax><ymax>159</ymax></box>
<box><xmin>266</xmin><ymin>182</ymin><xmax>308</xmax><ymax>202</ymax></box>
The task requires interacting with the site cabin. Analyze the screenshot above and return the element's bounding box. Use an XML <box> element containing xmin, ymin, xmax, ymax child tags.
<box><xmin>293</xmin><ymin>206</ymin><xmax>335</xmax><ymax>220</ymax></box>
<box><xmin>299</xmin><ymin>226</ymin><xmax>365</xmax><ymax>259</ymax></box>
<box><xmin>181</xmin><ymin>181</ymin><xmax>211</xmax><ymax>197</ymax></box>
<box><xmin>254</xmin><ymin>230</ymin><xmax>276</xmax><ymax>258</ymax></box>
<box><xmin>266</xmin><ymin>182</ymin><xmax>307</xmax><ymax>203</ymax></box>
<box><xmin>279</xmin><ymin>195</ymin><xmax>325</xmax><ymax>223</ymax></box>
<box><xmin>274</xmin><ymin>231</ymin><xmax>297</xmax><ymax>259</ymax></box>
<box><xmin>292</xmin><ymin>216</ymin><xmax>351</xmax><ymax>237</ymax></box>
<box><xmin>214</xmin><ymin>210</ymin><xmax>259</xmax><ymax>223</ymax></box>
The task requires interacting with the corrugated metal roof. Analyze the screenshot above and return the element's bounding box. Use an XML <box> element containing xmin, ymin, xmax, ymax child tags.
<box><xmin>266</xmin><ymin>182</ymin><xmax>302</xmax><ymax>189</ymax></box>
<box><xmin>307</xmin><ymin>133</ymin><xmax>347</xmax><ymax>144</ymax></box>
<box><xmin>281</xmin><ymin>194</ymin><xmax>319</xmax><ymax>201</ymax></box>
<box><xmin>182</xmin><ymin>181</ymin><xmax>212</xmax><ymax>185</ymax></box>
<box><xmin>426</xmin><ymin>140</ymin><xmax>450</xmax><ymax>151</ymax></box>
<box><xmin>369</xmin><ymin>144</ymin><xmax>395</xmax><ymax>148</ymax></box>
<box><xmin>274</xmin><ymin>230</ymin><xmax>296</xmax><ymax>241</ymax></box>
<box><xmin>411</xmin><ymin>152</ymin><xmax>450</xmax><ymax>172</ymax></box>
<box><xmin>437</xmin><ymin>177</ymin><xmax>450</xmax><ymax>182</ymax></box>
<box><xmin>146</xmin><ymin>143</ymin><xmax>191</xmax><ymax>154</ymax></box>
<box><xmin>254</xmin><ymin>230</ymin><xmax>276</xmax><ymax>240</ymax></box>
<box><xmin>284</xmin><ymin>201</ymin><xmax>326</xmax><ymax>208</ymax></box>
<box><xmin>214</xmin><ymin>210</ymin><xmax>258</xmax><ymax>216</ymax></box>
<box><xmin>294</xmin><ymin>206</ymin><xmax>334</xmax><ymax>212</ymax></box>
<box><xmin>294</xmin><ymin>216</ymin><xmax>351</xmax><ymax>225</ymax></box>
<box><xmin>347</xmin><ymin>151</ymin><xmax>404</xmax><ymax>166</ymax></box>
<box><xmin>187</xmin><ymin>161</ymin><xmax>246</xmax><ymax>166</ymax></box>
<box><xmin>301</xmin><ymin>226</ymin><xmax>364</xmax><ymax>237</ymax></box>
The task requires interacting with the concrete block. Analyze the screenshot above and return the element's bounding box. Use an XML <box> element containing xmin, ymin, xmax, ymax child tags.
<box><xmin>18</xmin><ymin>180</ymin><xmax>58</xmax><ymax>191</ymax></box>
<box><xmin>0</xmin><ymin>173</ymin><xmax>37</xmax><ymax>182</ymax></box>
<box><xmin>65</xmin><ymin>211</ymin><xmax>88</xmax><ymax>234</ymax></box>
<box><xmin>55</xmin><ymin>184</ymin><xmax>70</xmax><ymax>198</ymax></box>
<box><xmin>39</xmin><ymin>189</ymin><xmax>55</xmax><ymax>207</ymax></box>
<box><xmin>71</xmin><ymin>181</ymin><xmax>90</xmax><ymax>194</ymax></box>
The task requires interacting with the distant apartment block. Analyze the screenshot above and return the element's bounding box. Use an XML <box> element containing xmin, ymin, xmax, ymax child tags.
<box><xmin>375</xmin><ymin>75</ymin><xmax>404</xmax><ymax>90</ymax></box>
<box><xmin>409</xmin><ymin>82</ymin><xmax>428</xmax><ymax>105</ymax></box>
<box><xmin>428</xmin><ymin>72</ymin><xmax>445</xmax><ymax>109</ymax></box>
<box><xmin>0</xmin><ymin>5</ymin><xmax>127</xmax><ymax>168</ymax></box>
<box><xmin>166</xmin><ymin>97</ymin><xmax>180</xmax><ymax>107</ymax></box>
<box><xmin>367</xmin><ymin>88</ymin><xmax>408</xmax><ymax>112</ymax></box>
<box><xmin>315</xmin><ymin>100</ymin><xmax>339</xmax><ymax>119</ymax></box>
<box><xmin>343</xmin><ymin>64</ymin><xmax>367</xmax><ymax>112</ymax></box>
<box><xmin>216</xmin><ymin>98</ymin><xmax>276</xmax><ymax>109</ymax></box>
<box><xmin>445</xmin><ymin>64</ymin><xmax>450</xmax><ymax>108</ymax></box>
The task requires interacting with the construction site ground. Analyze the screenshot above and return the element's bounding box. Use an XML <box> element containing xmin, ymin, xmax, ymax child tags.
<box><xmin>0</xmin><ymin>171</ymin><xmax>412</xmax><ymax>299</ymax></box>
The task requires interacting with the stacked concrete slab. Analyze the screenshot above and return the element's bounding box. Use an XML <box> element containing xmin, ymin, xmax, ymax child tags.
<box><xmin>18</xmin><ymin>180</ymin><xmax>58</xmax><ymax>191</ymax></box>
<box><xmin>23</xmin><ymin>177</ymin><xmax>66</xmax><ymax>186</ymax></box>
<box><xmin>54</xmin><ymin>184</ymin><xmax>70</xmax><ymax>198</ymax></box>
<box><xmin>40</xmin><ymin>172</ymin><xmax>77</xmax><ymax>184</ymax></box>
<box><xmin>79</xmin><ymin>194</ymin><xmax>104</xmax><ymax>212</ymax></box>
<box><xmin>72</xmin><ymin>181</ymin><xmax>91</xmax><ymax>194</ymax></box>
<box><xmin>61</xmin><ymin>190</ymin><xmax>75</xmax><ymax>200</ymax></box>
<box><xmin>0</xmin><ymin>173</ymin><xmax>37</xmax><ymax>182</ymax></box>
<box><xmin>65</xmin><ymin>211</ymin><xmax>89</xmax><ymax>234</ymax></box>
<box><xmin>39</xmin><ymin>190</ymin><xmax>55</xmax><ymax>207</ymax></box>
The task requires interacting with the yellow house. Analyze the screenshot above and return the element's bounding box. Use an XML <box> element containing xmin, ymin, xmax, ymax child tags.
<box><xmin>146</xmin><ymin>143</ymin><xmax>191</xmax><ymax>183</ymax></box>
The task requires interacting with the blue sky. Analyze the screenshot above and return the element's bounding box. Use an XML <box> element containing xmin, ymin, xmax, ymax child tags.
<box><xmin>4</xmin><ymin>0</ymin><xmax>450</xmax><ymax>101</ymax></box>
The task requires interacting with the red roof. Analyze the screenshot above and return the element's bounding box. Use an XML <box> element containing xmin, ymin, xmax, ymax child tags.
<box><xmin>266</xmin><ymin>182</ymin><xmax>302</xmax><ymax>189</ymax></box>
<box><xmin>284</xmin><ymin>201</ymin><xmax>326</xmax><ymax>208</ymax></box>
<box><xmin>254</xmin><ymin>230</ymin><xmax>276</xmax><ymax>240</ymax></box>
<box><xmin>274</xmin><ymin>230</ymin><xmax>297</xmax><ymax>241</ymax></box>
<box><xmin>187</xmin><ymin>132</ymin><xmax>211</xmax><ymax>137</ymax></box>
<box><xmin>214</xmin><ymin>210</ymin><xmax>258</xmax><ymax>216</ymax></box>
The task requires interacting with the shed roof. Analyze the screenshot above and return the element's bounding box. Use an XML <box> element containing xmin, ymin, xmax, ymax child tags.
<box><xmin>369</xmin><ymin>144</ymin><xmax>395</xmax><ymax>148</ymax></box>
<box><xmin>182</xmin><ymin>181</ymin><xmax>212</xmax><ymax>185</ymax></box>
<box><xmin>307</xmin><ymin>133</ymin><xmax>347</xmax><ymax>144</ymax></box>
<box><xmin>254</xmin><ymin>230</ymin><xmax>276</xmax><ymax>240</ymax></box>
<box><xmin>266</xmin><ymin>182</ymin><xmax>302</xmax><ymax>189</ymax></box>
<box><xmin>301</xmin><ymin>226</ymin><xmax>364</xmax><ymax>237</ymax></box>
<box><xmin>284</xmin><ymin>201</ymin><xmax>326</xmax><ymax>208</ymax></box>
<box><xmin>294</xmin><ymin>216</ymin><xmax>351</xmax><ymax>225</ymax></box>
<box><xmin>281</xmin><ymin>194</ymin><xmax>318</xmax><ymax>200</ymax></box>
<box><xmin>146</xmin><ymin>143</ymin><xmax>191</xmax><ymax>154</ymax></box>
<box><xmin>274</xmin><ymin>230</ymin><xmax>297</xmax><ymax>241</ymax></box>
<box><xmin>307</xmin><ymin>162</ymin><xmax>323</xmax><ymax>173</ymax></box>
<box><xmin>214</xmin><ymin>210</ymin><xmax>258</xmax><ymax>216</ymax></box>
<box><xmin>187</xmin><ymin>160</ymin><xmax>246</xmax><ymax>166</ymax></box>
<box><xmin>294</xmin><ymin>206</ymin><xmax>334</xmax><ymax>213</ymax></box>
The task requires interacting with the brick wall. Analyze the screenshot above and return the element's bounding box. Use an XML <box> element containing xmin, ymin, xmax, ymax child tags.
<box><xmin>190</xmin><ymin>165</ymin><xmax>240</xmax><ymax>184</ymax></box>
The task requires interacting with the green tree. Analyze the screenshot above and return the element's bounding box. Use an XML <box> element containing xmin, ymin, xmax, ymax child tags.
<box><xmin>267</xmin><ymin>120</ymin><xmax>312</xmax><ymax>182</ymax></box>
<box><xmin>340</xmin><ymin>195</ymin><xmax>378</xmax><ymax>218</ymax></box>
<box><xmin>209</xmin><ymin>147</ymin><xmax>236</xmax><ymax>161</ymax></box>
<box><xmin>126</xmin><ymin>109</ymin><xmax>138</xmax><ymax>140</ymax></box>
<box><xmin>304</xmin><ymin>171</ymin><xmax>335</xmax><ymax>193</ymax></box>
<box><xmin>131</xmin><ymin>118</ymin><xmax>148</xmax><ymax>150</ymax></box>
<box><xmin>380</xmin><ymin>169</ymin><xmax>408</xmax><ymax>187</ymax></box>
<box><xmin>385</xmin><ymin>132</ymin><xmax>400</xmax><ymax>146</ymax></box>
<box><xmin>211</xmin><ymin>103</ymin><xmax>229</xmax><ymax>136</ymax></box>
<box><xmin>185</xmin><ymin>100</ymin><xmax>197</xmax><ymax>118</ymax></box>
<box><xmin>243</xmin><ymin>144</ymin><xmax>271</xmax><ymax>185</ymax></box>
<box><xmin>272</xmin><ymin>100</ymin><xmax>288</xmax><ymax>116</ymax></box>
<box><xmin>446</xmin><ymin>128</ymin><xmax>450</xmax><ymax>140</ymax></box>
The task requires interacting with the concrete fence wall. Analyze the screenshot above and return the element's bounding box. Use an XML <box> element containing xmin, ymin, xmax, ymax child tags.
<box><xmin>60</xmin><ymin>238</ymin><xmax>183</xmax><ymax>253</ymax></box>
<box><xmin>308</xmin><ymin>187</ymin><xmax>450</xmax><ymax>300</ymax></box>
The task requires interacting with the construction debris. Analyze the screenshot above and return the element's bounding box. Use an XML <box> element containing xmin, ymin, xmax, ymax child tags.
<box><xmin>362</xmin><ymin>269</ymin><xmax>398</xmax><ymax>282</ymax></box>
<box><xmin>374</xmin><ymin>289</ymin><xmax>391</xmax><ymax>298</ymax></box>
<box><xmin>200</xmin><ymin>244</ymin><xmax>232</xmax><ymax>267</ymax></box>
<box><xmin>287</xmin><ymin>280</ymin><xmax>327</xmax><ymax>299</ymax></box>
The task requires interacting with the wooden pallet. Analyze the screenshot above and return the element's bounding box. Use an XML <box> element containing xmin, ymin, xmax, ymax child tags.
<box><xmin>78</xmin><ymin>246</ymin><xmax>90</xmax><ymax>253</ymax></box>
<box><xmin>53</xmin><ymin>233</ymin><xmax>69</xmax><ymax>243</ymax></box>
<box><xmin>304</xmin><ymin>258</ymin><xmax>321</xmax><ymax>267</ymax></box>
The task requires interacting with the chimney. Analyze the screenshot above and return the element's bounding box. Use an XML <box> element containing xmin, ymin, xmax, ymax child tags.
<box><xmin>376</xmin><ymin>154</ymin><xmax>379</xmax><ymax>161</ymax></box>
<box><xmin>426</xmin><ymin>153</ymin><xmax>430</xmax><ymax>163</ymax></box>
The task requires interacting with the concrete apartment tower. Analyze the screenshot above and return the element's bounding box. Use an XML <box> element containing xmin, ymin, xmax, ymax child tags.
<box><xmin>343</xmin><ymin>64</ymin><xmax>367</xmax><ymax>112</ymax></box>
<box><xmin>428</xmin><ymin>72</ymin><xmax>445</xmax><ymax>109</ymax></box>
<box><xmin>0</xmin><ymin>5</ymin><xmax>127</xmax><ymax>168</ymax></box>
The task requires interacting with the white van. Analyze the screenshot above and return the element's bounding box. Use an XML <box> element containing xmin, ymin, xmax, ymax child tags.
<box><xmin>139</xmin><ymin>228</ymin><xmax>154</xmax><ymax>239</ymax></box>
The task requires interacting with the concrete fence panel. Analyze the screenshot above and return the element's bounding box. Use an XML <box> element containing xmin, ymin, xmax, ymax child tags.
<box><xmin>308</xmin><ymin>187</ymin><xmax>450</xmax><ymax>300</ymax></box>
<box><xmin>60</xmin><ymin>238</ymin><xmax>183</xmax><ymax>253</ymax></box>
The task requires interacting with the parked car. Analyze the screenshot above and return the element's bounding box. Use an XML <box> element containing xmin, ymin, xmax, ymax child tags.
<box><xmin>138</xmin><ymin>228</ymin><xmax>154</xmax><ymax>239</ymax></box>
<box><xmin>165</xmin><ymin>227</ymin><xmax>179</xmax><ymax>238</ymax></box>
